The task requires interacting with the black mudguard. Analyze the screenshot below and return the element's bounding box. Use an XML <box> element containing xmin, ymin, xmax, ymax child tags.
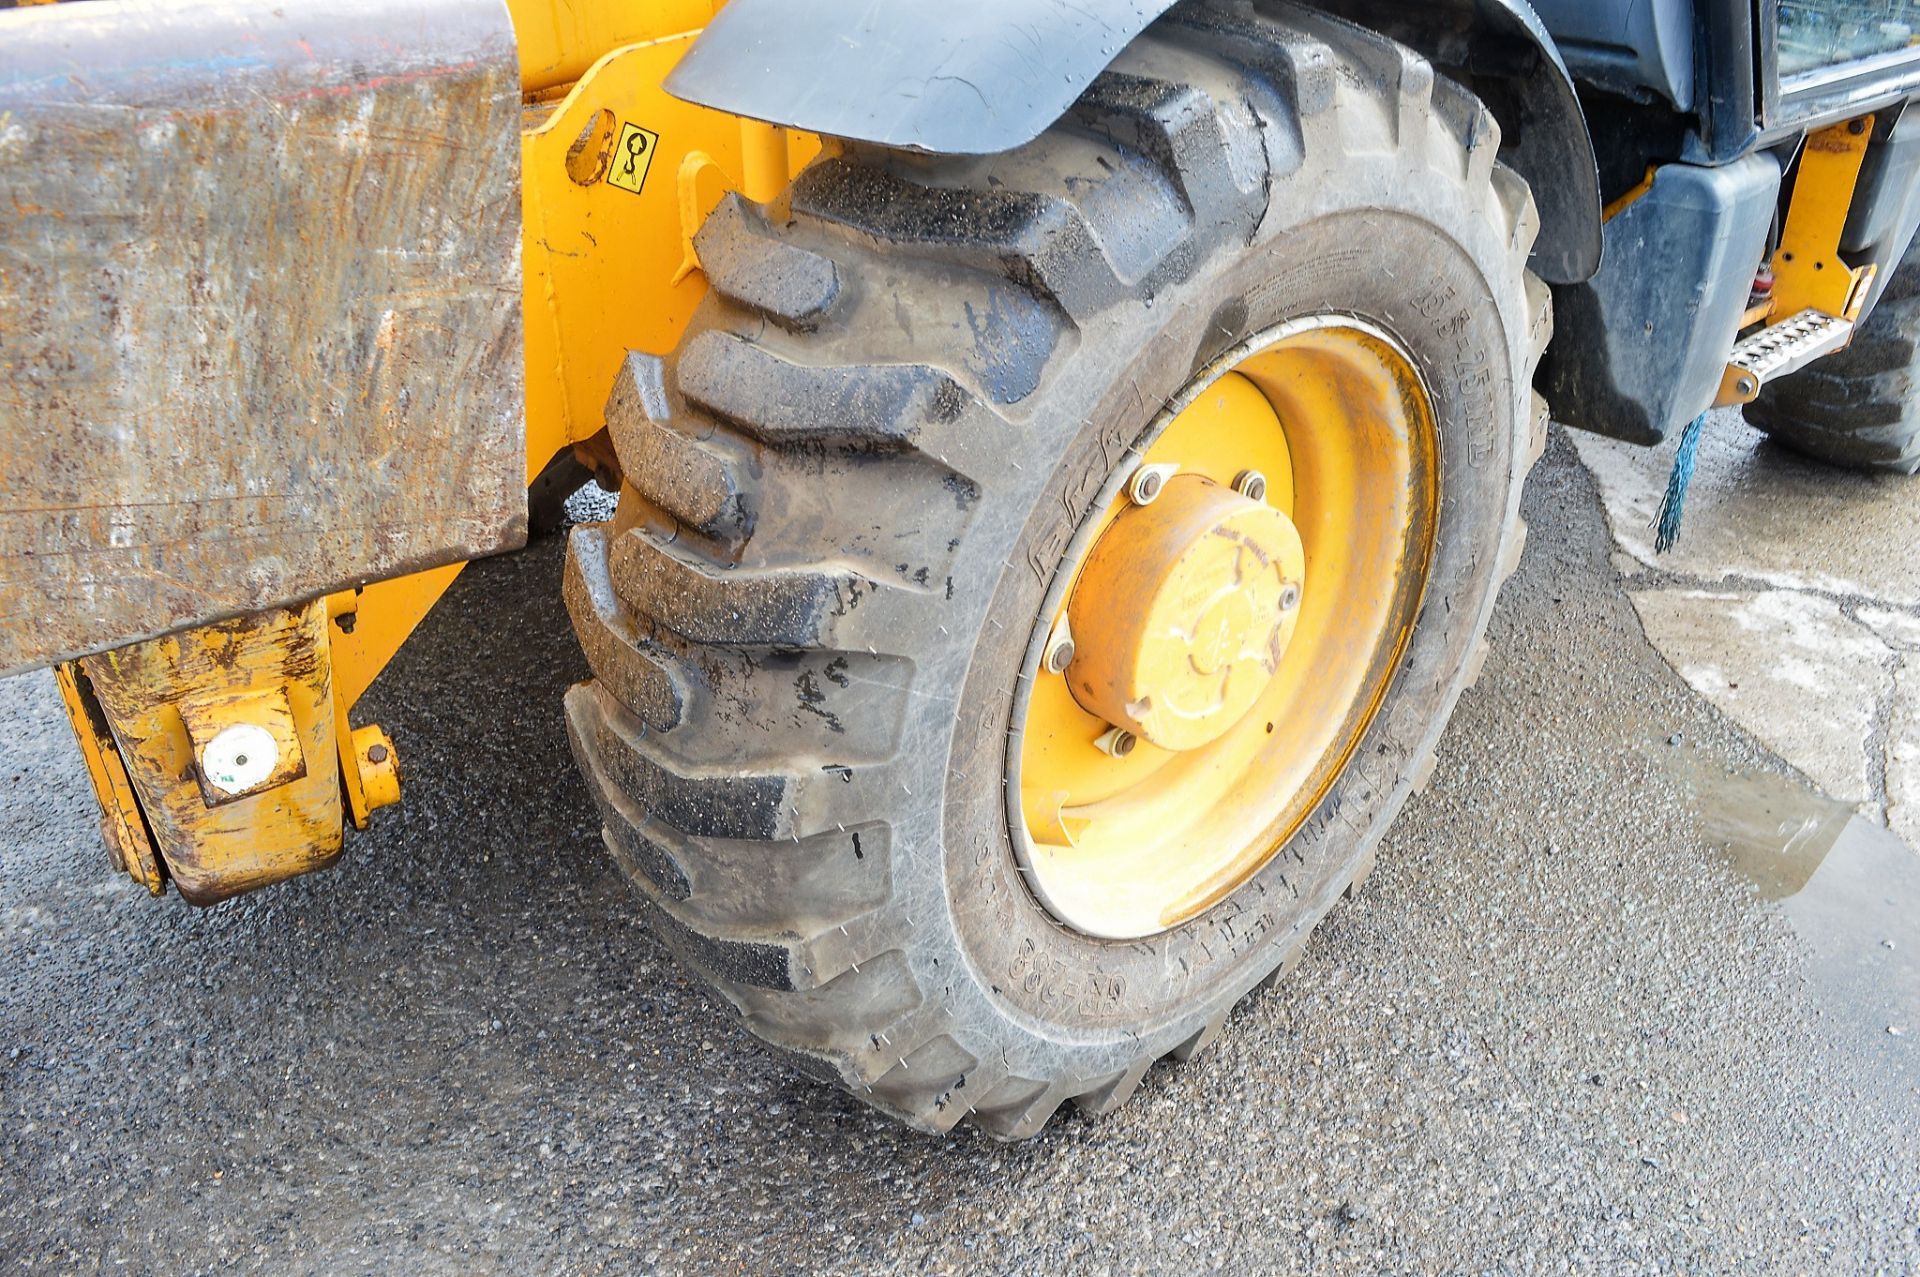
<box><xmin>666</xmin><ymin>0</ymin><xmax>1601</xmax><ymax>283</ymax></box>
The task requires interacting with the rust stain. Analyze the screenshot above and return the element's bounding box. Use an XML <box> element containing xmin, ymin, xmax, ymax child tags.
<box><xmin>78</xmin><ymin>600</ymin><xmax>344</xmax><ymax>904</ymax></box>
<box><xmin>0</xmin><ymin>1</ymin><xmax>525</xmax><ymax>677</ymax></box>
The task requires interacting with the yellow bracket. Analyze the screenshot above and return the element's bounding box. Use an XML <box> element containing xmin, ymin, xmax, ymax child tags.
<box><xmin>521</xmin><ymin>34</ymin><xmax>811</xmax><ymax>479</ymax></box>
<box><xmin>325</xmin><ymin>564</ymin><xmax>463</xmax><ymax>828</ymax></box>
<box><xmin>54</xmin><ymin>664</ymin><xmax>165</xmax><ymax>895</ymax></box>
<box><xmin>54</xmin><ymin>573</ymin><xmax>450</xmax><ymax>900</ymax></box>
<box><xmin>65</xmin><ymin>602</ymin><xmax>345</xmax><ymax>904</ymax></box>
<box><xmin>1712</xmin><ymin>115</ymin><xmax>1879</xmax><ymax>407</ymax></box>
<box><xmin>1770</xmin><ymin>115</ymin><xmax>1876</xmax><ymax>320</ymax></box>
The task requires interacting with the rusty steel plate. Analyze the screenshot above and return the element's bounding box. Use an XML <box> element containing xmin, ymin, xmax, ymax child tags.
<box><xmin>0</xmin><ymin>0</ymin><xmax>525</xmax><ymax>676</ymax></box>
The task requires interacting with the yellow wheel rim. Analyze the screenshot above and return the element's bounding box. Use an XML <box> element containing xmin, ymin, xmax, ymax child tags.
<box><xmin>1007</xmin><ymin>316</ymin><xmax>1439</xmax><ymax>939</ymax></box>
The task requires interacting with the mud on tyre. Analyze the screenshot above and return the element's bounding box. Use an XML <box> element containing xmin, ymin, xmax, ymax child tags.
<box><xmin>563</xmin><ymin>0</ymin><xmax>1551</xmax><ymax>1137</ymax></box>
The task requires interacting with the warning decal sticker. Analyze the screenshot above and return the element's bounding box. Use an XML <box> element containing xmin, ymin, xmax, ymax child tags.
<box><xmin>607</xmin><ymin>121</ymin><xmax>659</xmax><ymax>196</ymax></box>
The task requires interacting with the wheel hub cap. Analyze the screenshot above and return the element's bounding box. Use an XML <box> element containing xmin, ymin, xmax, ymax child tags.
<box><xmin>1065</xmin><ymin>476</ymin><xmax>1304</xmax><ymax>753</ymax></box>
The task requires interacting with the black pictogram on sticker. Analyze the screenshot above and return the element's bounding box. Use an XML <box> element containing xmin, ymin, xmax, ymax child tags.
<box><xmin>607</xmin><ymin>121</ymin><xmax>658</xmax><ymax>196</ymax></box>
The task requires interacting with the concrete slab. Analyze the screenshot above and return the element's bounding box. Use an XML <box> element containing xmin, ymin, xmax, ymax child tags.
<box><xmin>1891</xmin><ymin>662</ymin><xmax>1920</xmax><ymax>848</ymax></box>
<box><xmin>1629</xmin><ymin>587</ymin><xmax>1892</xmax><ymax>804</ymax></box>
<box><xmin>1572</xmin><ymin>412</ymin><xmax>1920</xmax><ymax>606</ymax></box>
<box><xmin>1859</xmin><ymin>605</ymin><xmax>1920</xmax><ymax>651</ymax></box>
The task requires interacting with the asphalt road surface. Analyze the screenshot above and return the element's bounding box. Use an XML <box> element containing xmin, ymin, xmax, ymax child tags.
<box><xmin>2</xmin><ymin>431</ymin><xmax>1917</xmax><ymax>1275</ymax></box>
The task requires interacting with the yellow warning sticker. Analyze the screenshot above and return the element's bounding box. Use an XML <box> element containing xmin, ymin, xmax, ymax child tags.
<box><xmin>607</xmin><ymin>121</ymin><xmax>659</xmax><ymax>196</ymax></box>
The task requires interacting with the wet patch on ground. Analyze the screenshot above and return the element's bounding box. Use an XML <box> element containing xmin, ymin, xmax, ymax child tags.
<box><xmin>1574</xmin><ymin>410</ymin><xmax>1920</xmax><ymax>844</ymax></box>
<box><xmin>1669</xmin><ymin>746</ymin><xmax>1918</xmax><ymax>1089</ymax></box>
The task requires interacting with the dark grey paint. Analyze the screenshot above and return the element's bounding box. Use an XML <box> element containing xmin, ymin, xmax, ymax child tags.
<box><xmin>1540</xmin><ymin>153</ymin><xmax>1781</xmax><ymax>444</ymax></box>
<box><xmin>667</xmin><ymin>0</ymin><xmax>1601</xmax><ymax>283</ymax></box>
<box><xmin>666</xmin><ymin>0</ymin><xmax>1166</xmax><ymax>155</ymax></box>
<box><xmin>1530</xmin><ymin>0</ymin><xmax>1694</xmax><ymax>109</ymax></box>
<box><xmin>1842</xmin><ymin>104</ymin><xmax>1920</xmax><ymax>319</ymax></box>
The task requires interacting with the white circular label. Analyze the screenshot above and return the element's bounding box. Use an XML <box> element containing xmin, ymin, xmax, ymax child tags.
<box><xmin>201</xmin><ymin>723</ymin><xmax>278</xmax><ymax>795</ymax></box>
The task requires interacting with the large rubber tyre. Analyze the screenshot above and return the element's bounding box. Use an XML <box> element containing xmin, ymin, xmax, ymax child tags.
<box><xmin>1747</xmin><ymin>234</ymin><xmax>1920</xmax><ymax>473</ymax></box>
<box><xmin>563</xmin><ymin>0</ymin><xmax>1550</xmax><ymax>1138</ymax></box>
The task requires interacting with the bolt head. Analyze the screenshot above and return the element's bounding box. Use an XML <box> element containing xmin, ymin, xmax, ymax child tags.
<box><xmin>1045</xmin><ymin>636</ymin><xmax>1076</xmax><ymax>674</ymax></box>
<box><xmin>1232</xmin><ymin>469</ymin><xmax>1268</xmax><ymax>503</ymax></box>
<box><xmin>1095</xmin><ymin>727</ymin><xmax>1138</xmax><ymax>758</ymax></box>
<box><xmin>1277</xmin><ymin>582</ymin><xmax>1301</xmax><ymax>612</ymax></box>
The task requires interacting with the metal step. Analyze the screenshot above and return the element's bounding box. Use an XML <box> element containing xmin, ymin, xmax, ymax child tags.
<box><xmin>1722</xmin><ymin>308</ymin><xmax>1856</xmax><ymax>402</ymax></box>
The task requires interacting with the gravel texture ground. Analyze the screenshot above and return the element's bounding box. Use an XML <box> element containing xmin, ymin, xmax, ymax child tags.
<box><xmin>1</xmin><ymin>431</ymin><xmax>1916</xmax><ymax>1274</ymax></box>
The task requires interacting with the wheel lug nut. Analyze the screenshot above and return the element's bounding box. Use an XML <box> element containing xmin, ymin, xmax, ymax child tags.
<box><xmin>1232</xmin><ymin>469</ymin><xmax>1268</xmax><ymax>503</ymax></box>
<box><xmin>1127</xmin><ymin>463</ymin><xmax>1178</xmax><ymax>506</ymax></box>
<box><xmin>1042</xmin><ymin>616</ymin><xmax>1076</xmax><ymax>675</ymax></box>
<box><xmin>1094</xmin><ymin>726</ymin><xmax>1138</xmax><ymax>758</ymax></box>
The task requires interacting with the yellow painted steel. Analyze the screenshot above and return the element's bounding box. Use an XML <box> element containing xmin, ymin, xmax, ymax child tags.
<box><xmin>739</xmin><ymin>119</ymin><xmax>792</xmax><ymax>202</ymax></box>
<box><xmin>73</xmin><ymin>602</ymin><xmax>344</xmax><ymax>904</ymax></box>
<box><xmin>1709</xmin><ymin>115</ymin><xmax>1879</xmax><ymax>403</ymax></box>
<box><xmin>326</xmin><ymin>566</ymin><xmax>467</xmax><ymax>714</ymax></box>
<box><xmin>53</xmin><ymin>664</ymin><xmax>164</xmax><ymax>895</ymax></box>
<box><xmin>521</xmin><ymin>33</ymin><xmax>819</xmax><ymax>481</ymax></box>
<box><xmin>1771</xmin><ymin>115</ymin><xmax>1876</xmax><ymax>320</ymax></box>
<box><xmin>509</xmin><ymin>0</ymin><xmax>719</xmax><ymax>94</ymax></box>
<box><xmin>350</xmin><ymin>725</ymin><xmax>403</xmax><ymax>814</ymax></box>
<box><xmin>1601</xmin><ymin>165</ymin><xmax>1658</xmax><ymax>223</ymax></box>
<box><xmin>323</xmin><ymin>566</ymin><xmax>463</xmax><ymax>827</ymax></box>
<box><xmin>1013</xmin><ymin>320</ymin><xmax>1438</xmax><ymax>939</ymax></box>
<box><xmin>1065</xmin><ymin>476</ymin><xmax>1305</xmax><ymax>753</ymax></box>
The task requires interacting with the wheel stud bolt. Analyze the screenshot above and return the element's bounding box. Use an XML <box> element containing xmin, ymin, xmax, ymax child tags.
<box><xmin>1127</xmin><ymin>463</ymin><xmax>1178</xmax><ymax>506</ymax></box>
<box><xmin>1095</xmin><ymin>726</ymin><xmax>1138</xmax><ymax>758</ymax></box>
<box><xmin>1231</xmin><ymin>469</ymin><xmax>1268</xmax><ymax>502</ymax></box>
<box><xmin>1045</xmin><ymin>635</ymin><xmax>1076</xmax><ymax>674</ymax></box>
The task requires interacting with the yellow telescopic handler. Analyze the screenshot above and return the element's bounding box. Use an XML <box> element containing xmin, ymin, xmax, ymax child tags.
<box><xmin>7</xmin><ymin>0</ymin><xmax>1919</xmax><ymax>1135</ymax></box>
